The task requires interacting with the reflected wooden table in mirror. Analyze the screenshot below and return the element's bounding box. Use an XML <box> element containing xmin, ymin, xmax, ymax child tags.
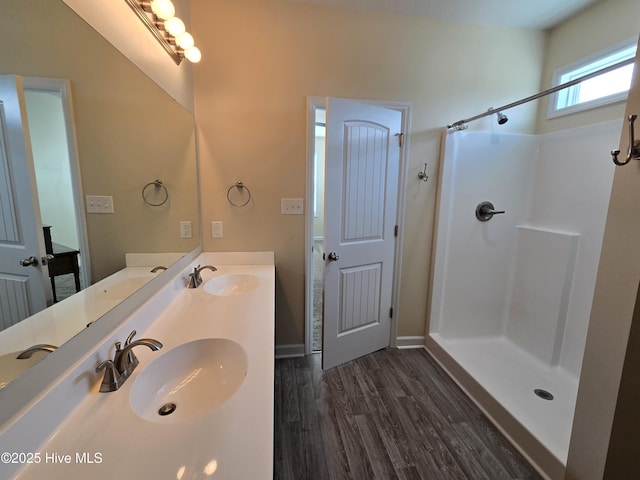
<box><xmin>43</xmin><ymin>226</ymin><xmax>81</xmax><ymax>302</ymax></box>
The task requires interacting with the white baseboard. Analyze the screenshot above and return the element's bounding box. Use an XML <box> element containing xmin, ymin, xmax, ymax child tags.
<box><xmin>275</xmin><ymin>344</ymin><xmax>305</xmax><ymax>358</ymax></box>
<box><xmin>396</xmin><ymin>336</ymin><xmax>426</xmax><ymax>349</ymax></box>
<box><xmin>276</xmin><ymin>338</ymin><xmax>424</xmax><ymax>358</ymax></box>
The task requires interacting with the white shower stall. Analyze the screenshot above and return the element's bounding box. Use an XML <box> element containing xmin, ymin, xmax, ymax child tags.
<box><xmin>427</xmin><ymin>120</ymin><xmax>620</xmax><ymax>475</ymax></box>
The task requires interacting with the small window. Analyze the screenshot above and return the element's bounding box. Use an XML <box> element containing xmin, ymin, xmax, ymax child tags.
<box><xmin>548</xmin><ymin>37</ymin><xmax>637</xmax><ymax>118</ymax></box>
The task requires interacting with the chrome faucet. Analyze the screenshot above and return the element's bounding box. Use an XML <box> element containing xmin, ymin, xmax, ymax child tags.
<box><xmin>150</xmin><ymin>265</ymin><xmax>167</xmax><ymax>273</ymax></box>
<box><xmin>187</xmin><ymin>265</ymin><xmax>217</xmax><ymax>288</ymax></box>
<box><xmin>96</xmin><ymin>330</ymin><xmax>162</xmax><ymax>392</ymax></box>
<box><xmin>16</xmin><ymin>344</ymin><xmax>57</xmax><ymax>359</ymax></box>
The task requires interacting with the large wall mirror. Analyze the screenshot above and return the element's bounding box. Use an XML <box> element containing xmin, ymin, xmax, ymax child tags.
<box><xmin>0</xmin><ymin>0</ymin><xmax>200</xmax><ymax>391</ymax></box>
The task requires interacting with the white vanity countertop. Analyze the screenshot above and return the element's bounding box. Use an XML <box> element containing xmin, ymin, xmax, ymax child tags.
<box><xmin>9</xmin><ymin>254</ymin><xmax>275</xmax><ymax>480</ymax></box>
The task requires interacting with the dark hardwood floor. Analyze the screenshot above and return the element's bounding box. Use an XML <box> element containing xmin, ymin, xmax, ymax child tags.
<box><xmin>274</xmin><ymin>348</ymin><xmax>542</xmax><ymax>480</ymax></box>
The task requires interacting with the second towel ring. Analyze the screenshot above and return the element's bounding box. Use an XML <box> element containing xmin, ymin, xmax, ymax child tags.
<box><xmin>226</xmin><ymin>181</ymin><xmax>252</xmax><ymax>207</ymax></box>
<box><xmin>142</xmin><ymin>180</ymin><xmax>169</xmax><ymax>206</ymax></box>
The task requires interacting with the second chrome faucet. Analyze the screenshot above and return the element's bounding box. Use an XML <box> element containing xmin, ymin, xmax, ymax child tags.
<box><xmin>96</xmin><ymin>330</ymin><xmax>162</xmax><ymax>392</ymax></box>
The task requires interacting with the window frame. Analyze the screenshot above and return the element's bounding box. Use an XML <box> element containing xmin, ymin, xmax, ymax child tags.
<box><xmin>547</xmin><ymin>36</ymin><xmax>637</xmax><ymax>119</ymax></box>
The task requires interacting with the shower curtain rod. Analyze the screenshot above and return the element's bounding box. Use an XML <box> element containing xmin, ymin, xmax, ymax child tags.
<box><xmin>447</xmin><ymin>57</ymin><xmax>636</xmax><ymax>130</ymax></box>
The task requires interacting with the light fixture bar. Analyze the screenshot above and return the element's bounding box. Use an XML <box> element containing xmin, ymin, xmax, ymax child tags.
<box><xmin>125</xmin><ymin>0</ymin><xmax>183</xmax><ymax>65</ymax></box>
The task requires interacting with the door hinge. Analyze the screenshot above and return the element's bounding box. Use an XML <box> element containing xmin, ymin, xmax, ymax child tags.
<box><xmin>395</xmin><ymin>132</ymin><xmax>404</xmax><ymax>147</ymax></box>
<box><xmin>389</xmin><ymin>307</ymin><xmax>394</xmax><ymax>318</ymax></box>
<box><xmin>394</xmin><ymin>225</ymin><xmax>398</xmax><ymax>237</ymax></box>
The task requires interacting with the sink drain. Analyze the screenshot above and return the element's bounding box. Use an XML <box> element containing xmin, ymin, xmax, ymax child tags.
<box><xmin>534</xmin><ymin>389</ymin><xmax>554</xmax><ymax>401</ymax></box>
<box><xmin>158</xmin><ymin>402</ymin><xmax>177</xmax><ymax>416</ymax></box>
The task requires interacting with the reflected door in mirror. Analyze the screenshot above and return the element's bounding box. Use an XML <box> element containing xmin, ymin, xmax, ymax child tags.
<box><xmin>0</xmin><ymin>75</ymin><xmax>50</xmax><ymax>330</ymax></box>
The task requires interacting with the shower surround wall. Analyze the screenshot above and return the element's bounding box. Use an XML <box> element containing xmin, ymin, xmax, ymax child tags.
<box><xmin>428</xmin><ymin>120</ymin><xmax>618</xmax><ymax>476</ymax></box>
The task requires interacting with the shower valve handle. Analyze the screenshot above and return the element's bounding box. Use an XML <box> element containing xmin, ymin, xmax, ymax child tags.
<box><xmin>476</xmin><ymin>201</ymin><xmax>506</xmax><ymax>222</ymax></box>
<box><xmin>486</xmin><ymin>208</ymin><xmax>506</xmax><ymax>215</ymax></box>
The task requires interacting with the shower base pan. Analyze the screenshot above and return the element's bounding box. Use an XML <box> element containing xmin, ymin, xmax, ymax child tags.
<box><xmin>426</xmin><ymin>333</ymin><xmax>578</xmax><ymax>479</ymax></box>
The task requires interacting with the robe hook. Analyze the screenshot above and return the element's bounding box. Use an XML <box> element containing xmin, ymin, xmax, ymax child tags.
<box><xmin>611</xmin><ymin>114</ymin><xmax>640</xmax><ymax>166</ymax></box>
<box><xmin>418</xmin><ymin>163</ymin><xmax>429</xmax><ymax>182</ymax></box>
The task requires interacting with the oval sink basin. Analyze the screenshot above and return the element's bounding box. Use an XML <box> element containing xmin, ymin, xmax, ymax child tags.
<box><xmin>130</xmin><ymin>338</ymin><xmax>247</xmax><ymax>423</ymax></box>
<box><xmin>100</xmin><ymin>276</ymin><xmax>150</xmax><ymax>300</ymax></box>
<box><xmin>204</xmin><ymin>274</ymin><xmax>259</xmax><ymax>296</ymax></box>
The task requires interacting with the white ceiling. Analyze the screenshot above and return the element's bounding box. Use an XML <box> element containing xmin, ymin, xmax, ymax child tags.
<box><xmin>292</xmin><ymin>0</ymin><xmax>602</xmax><ymax>30</ymax></box>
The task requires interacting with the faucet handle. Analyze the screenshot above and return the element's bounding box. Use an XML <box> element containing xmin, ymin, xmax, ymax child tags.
<box><xmin>125</xmin><ymin>331</ymin><xmax>136</xmax><ymax>344</ymax></box>
<box><xmin>124</xmin><ymin>331</ymin><xmax>139</xmax><ymax>370</ymax></box>
<box><xmin>96</xmin><ymin>360</ymin><xmax>120</xmax><ymax>392</ymax></box>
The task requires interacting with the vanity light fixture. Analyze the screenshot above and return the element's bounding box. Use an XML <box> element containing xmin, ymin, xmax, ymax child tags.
<box><xmin>125</xmin><ymin>0</ymin><xmax>201</xmax><ymax>65</ymax></box>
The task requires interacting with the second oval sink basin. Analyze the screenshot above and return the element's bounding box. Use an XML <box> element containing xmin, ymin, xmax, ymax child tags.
<box><xmin>129</xmin><ymin>338</ymin><xmax>247</xmax><ymax>423</ymax></box>
<box><xmin>204</xmin><ymin>274</ymin><xmax>259</xmax><ymax>296</ymax></box>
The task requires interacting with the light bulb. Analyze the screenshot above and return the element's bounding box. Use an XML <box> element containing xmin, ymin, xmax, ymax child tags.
<box><xmin>184</xmin><ymin>46</ymin><xmax>201</xmax><ymax>63</ymax></box>
<box><xmin>150</xmin><ymin>0</ymin><xmax>175</xmax><ymax>20</ymax></box>
<box><xmin>164</xmin><ymin>17</ymin><xmax>185</xmax><ymax>36</ymax></box>
<box><xmin>176</xmin><ymin>32</ymin><xmax>194</xmax><ymax>49</ymax></box>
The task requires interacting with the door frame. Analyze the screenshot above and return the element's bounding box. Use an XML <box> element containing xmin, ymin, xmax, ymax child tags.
<box><xmin>304</xmin><ymin>96</ymin><xmax>412</xmax><ymax>356</ymax></box>
<box><xmin>22</xmin><ymin>77</ymin><xmax>91</xmax><ymax>290</ymax></box>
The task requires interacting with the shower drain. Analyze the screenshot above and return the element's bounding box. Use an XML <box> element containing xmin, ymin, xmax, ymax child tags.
<box><xmin>158</xmin><ymin>402</ymin><xmax>177</xmax><ymax>416</ymax></box>
<box><xmin>534</xmin><ymin>389</ymin><xmax>554</xmax><ymax>401</ymax></box>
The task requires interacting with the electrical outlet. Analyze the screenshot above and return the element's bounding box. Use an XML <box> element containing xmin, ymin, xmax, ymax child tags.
<box><xmin>211</xmin><ymin>221</ymin><xmax>223</xmax><ymax>238</ymax></box>
<box><xmin>180</xmin><ymin>221</ymin><xmax>192</xmax><ymax>238</ymax></box>
<box><xmin>281</xmin><ymin>198</ymin><xmax>304</xmax><ymax>215</ymax></box>
<box><xmin>86</xmin><ymin>195</ymin><xmax>114</xmax><ymax>214</ymax></box>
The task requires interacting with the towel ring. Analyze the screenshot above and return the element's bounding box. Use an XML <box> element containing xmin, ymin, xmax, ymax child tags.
<box><xmin>142</xmin><ymin>180</ymin><xmax>169</xmax><ymax>206</ymax></box>
<box><xmin>226</xmin><ymin>181</ymin><xmax>251</xmax><ymax>207</ymax></box>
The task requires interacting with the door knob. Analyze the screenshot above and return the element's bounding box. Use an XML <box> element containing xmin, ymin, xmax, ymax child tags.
<box><xmin>41</xmin><ymin>254</ymin><xmax>54</xmax><ymax>265</ymax></box>
<box><xmin>19</xmin><ymin>256</ymin><xmax>39</xmax><ymax>267</ymax></box>
<box><xmin>327</xmin><ymin>252</ymin><xmax>340</xmax><ymax>262</ymax></box>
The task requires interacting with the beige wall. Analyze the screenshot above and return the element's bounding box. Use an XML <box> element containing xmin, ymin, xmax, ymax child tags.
<box><xmin>191</xmin><ymin>0</ymin><xmax>545</xmax><ymax>346</ymax></box>
<box><xmin>536</xmin><ymin>0</ymin><xmax>640</xmax><ymax>134</ymax></box>
<box><xmin>603</xmin><ymin>281</ymin><xmax>640</xmax><ymax>477</ymax></box>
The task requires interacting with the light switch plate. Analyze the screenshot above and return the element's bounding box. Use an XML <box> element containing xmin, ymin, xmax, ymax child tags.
<box><xmin>281</xmin><ymin>198</ymin><xmax>304</xmax><ymax>215</ymax></box>
<box><xmin>86</xmin><ymin>195</ymin><xmax>114</xmax><ymax>214</ymax></box>
<box><xmin>180</xmin><ymin>221</ymin><xmax>192</xmax><ymax>238</ymax></box>
<box><xmin>211</xmin><ymin>221</ymin><xmax>223</xmax><ymax>238</ymax></box>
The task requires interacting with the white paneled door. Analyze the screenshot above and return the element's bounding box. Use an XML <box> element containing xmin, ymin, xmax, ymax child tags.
<box><xmin>0</xmin><ymin>75</ymin><xmax>50</xmax><ymax>329</ymax></box>
<box><xmin>322</xmin><ymin>98</ymin><xmax>402</xmax><ymax>370</ymax></box>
